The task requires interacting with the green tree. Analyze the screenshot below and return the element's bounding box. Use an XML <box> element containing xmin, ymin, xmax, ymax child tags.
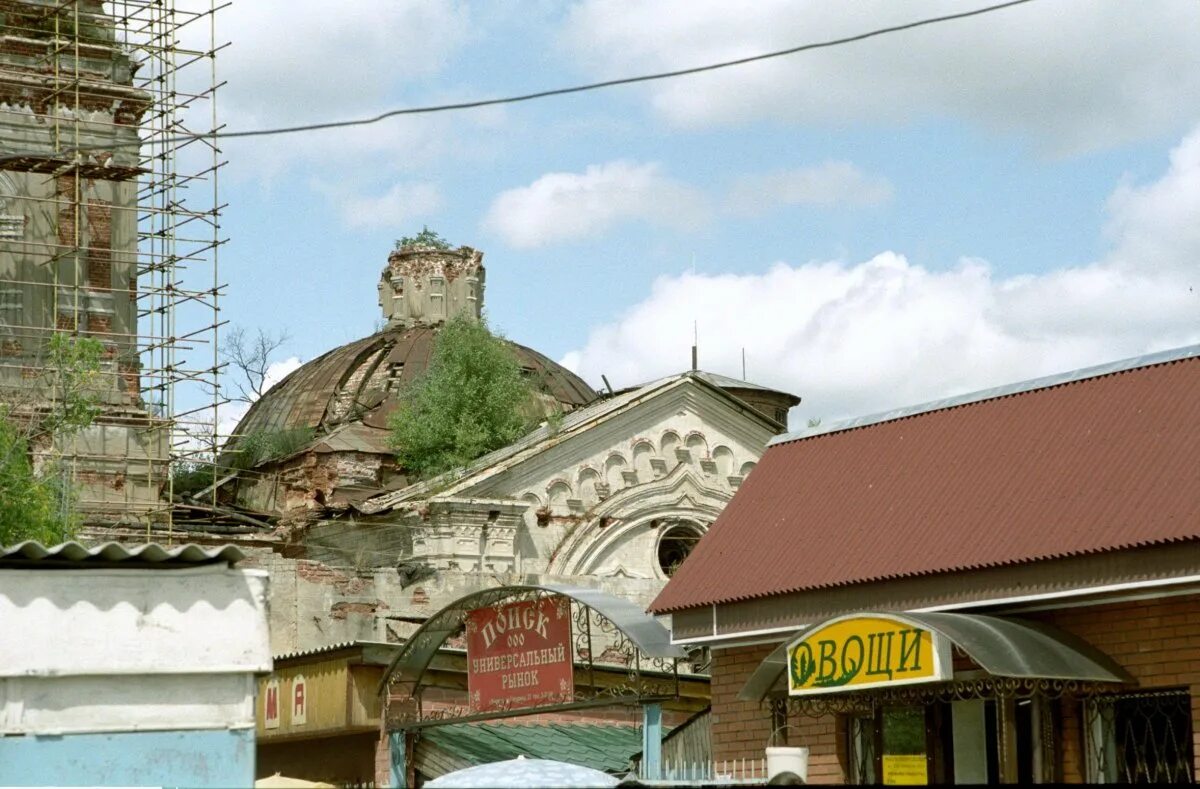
<box><xmin>389</xmin><ymin>315</ymin><xmax>534</xmax><ymax>479</ymax></box>
<box><xmin>0</xmin><ymin>333</ymin><xmax>103</xmax><ymax>546</ymax></box>
<box><xmin>0</xmin><ymin>416</ymin><xmax>64</xmax><ymax>545</ymax></box>
<box><xmin>395</xmin><ymin>226</ymin><xmax>451</xmax><ymax>251</ymax></box>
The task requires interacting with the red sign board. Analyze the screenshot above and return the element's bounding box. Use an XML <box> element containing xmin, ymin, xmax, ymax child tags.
<box><xmin>466</xmin><ymin>596</ymin><xmax>574</xmax><ymax>714</ymax></box>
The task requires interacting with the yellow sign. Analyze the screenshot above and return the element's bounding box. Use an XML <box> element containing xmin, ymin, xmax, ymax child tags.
<box><xmin>787</xmin><ymin>614</ymin><xmax>951</xmax><ymax>695</ymax></box>
<box><xmin>882</xmin><ymin>754</ymin><xmax>928</xmax><ymax>785</ymax></box>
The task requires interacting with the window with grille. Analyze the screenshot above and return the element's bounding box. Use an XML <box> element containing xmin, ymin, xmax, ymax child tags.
<box><xmin>1086</xmin><ymin>689</ymin><xmax>1194</xmax><ymax>784</ymax></box>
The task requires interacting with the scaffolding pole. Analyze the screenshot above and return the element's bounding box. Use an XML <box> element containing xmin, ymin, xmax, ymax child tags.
<box><xmin>0</xmin><ymin>0</ymin><xmax>226</xmax><ymax>543</ymax></box>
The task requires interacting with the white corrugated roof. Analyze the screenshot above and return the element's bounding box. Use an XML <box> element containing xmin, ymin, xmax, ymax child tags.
<box><xmin>0</xmin><ymin>540</ymin><xmax>246</xmax><ymax>567</ymax></box>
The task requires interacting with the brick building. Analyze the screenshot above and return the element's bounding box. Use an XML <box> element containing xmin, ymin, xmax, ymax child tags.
<box><xmin>651</xmin><ymin>344</ymin><xmax>1200</xmax><ymax>784</ymax></box>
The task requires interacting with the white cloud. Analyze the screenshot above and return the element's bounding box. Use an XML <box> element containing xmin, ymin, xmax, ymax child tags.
<box><xmin>172</xmin><ymin>1</ymin><xmax>493</xmax><ymax>217</ymax></box>
<box><xmin>315</xmin><ymin>180</ymin><xmax>444</xmax><ymax>230</ymax></box>
<box><xmin>727</xmin><ymin>162</ymin><xmax>893</xmax><ymax>215</ymax></box>
<box><xmin>482</xmin><ymin>161</ymin><xmax>709</xmax><ymax>248</ymax></box>
<box><xmin>188</xmin><ymin>1</ymin><xmax>471</xmax><ymax>129</ymax></box>
<box><xmin>559</xmin><ymin>0</ymin><xmax>1200</xmax><ymax>153</ymax></box>
<box><xmin>561</xmin><ymin>125</ymin><xmax>1200</xmax><ymax>424</ymax></box>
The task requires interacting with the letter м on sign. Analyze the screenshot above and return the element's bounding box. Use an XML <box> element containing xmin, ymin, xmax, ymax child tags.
<box><xmin>787</xmin><ymin>614</ymin><xmax>952</xmax><ymax>696</ymax></box>
<box><xmin>263</xmin><ymin>679</ymin><xmax>280</xmax><ymax>729</ymax></box>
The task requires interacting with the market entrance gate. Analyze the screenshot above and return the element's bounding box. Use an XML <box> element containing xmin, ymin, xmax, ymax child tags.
<box><xmin>378</xmin><ymin>584</ymin><xmax>689</xmax><ymax>787</ymax></box>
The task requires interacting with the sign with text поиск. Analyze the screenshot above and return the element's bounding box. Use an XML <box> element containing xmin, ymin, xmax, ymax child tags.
<box><xmin>788</xmin><ymin>614</ymin><xmax>952</xmax><ymax>695</ymax></box>
<box><xmin>466</xmin><ymin>596</ymin><xmax>573</xmax><ymax>714</ymax></box>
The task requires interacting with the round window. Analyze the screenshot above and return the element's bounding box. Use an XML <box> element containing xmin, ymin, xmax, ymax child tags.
<box><xmin>657</xmin><ymin>521</ymin><xmax>704</xmax><ymax>577</ymax></box>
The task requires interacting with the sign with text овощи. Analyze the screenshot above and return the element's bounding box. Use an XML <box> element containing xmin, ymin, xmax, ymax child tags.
<box><xmin>788</xmin><ymin>614</ymin><xmax>952</xmax><ymax>695</ymax></box>
<box><xmin>466</xmin><ymin>596</ymin><xmax>574</xmax><ymax>714</ymax></box>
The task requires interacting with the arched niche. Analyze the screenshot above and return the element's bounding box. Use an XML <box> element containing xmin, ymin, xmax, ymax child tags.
<box><xmin>712</xmin><ymin>445</ymin><xmax>736</xmax><ymax>478</ymax></box>
<box><xmin>659</xmin><ymin>431</ymin><xmax>681</xmax><ymax>471</ymax></box>
<box><xmin>632</xmin><ymin>441</ymin><xmax>654</xmax><ymax>481</ymax></box>
<box><xmin>546</xmin><ymin>479</ymin><xmax>572</xmax><ymax>516</ymax></box>
<box><xmin>685</xmin><ymin>432</ymin><xmax>708</xmax><ymax>460</ymax></box>
<box><xmin>604</xmin><ymin>452</ymin><xmax>627</xmax><ymax>492</ymax></box>
<box><xmin>578</xmin><ymin>467</ymin><xmax>601</xmax><ymax>507</ymax></box>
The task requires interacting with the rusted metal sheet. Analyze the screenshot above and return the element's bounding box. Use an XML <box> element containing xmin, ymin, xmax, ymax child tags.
<box><xmin>652</xmin><ymin>350</ymin><xmax>1200</xmax><ymax>613</ymax></box>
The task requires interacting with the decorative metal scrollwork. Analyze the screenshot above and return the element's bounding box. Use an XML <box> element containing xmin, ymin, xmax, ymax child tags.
<box><xmin>783</xmin><ymin>676</ymin><xmax>1120</xmax><ymax>718</ymax></box>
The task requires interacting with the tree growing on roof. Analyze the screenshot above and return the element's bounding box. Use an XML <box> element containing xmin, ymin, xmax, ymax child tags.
<box><xmin>395</xmin><ymin>226</ymin><xmax>451</xmax><ymax>251</ymax></box>
<box><xmin>389</xmin><ymin>314</ymin><xmax>535</xmax><ymax>479</ymax></box>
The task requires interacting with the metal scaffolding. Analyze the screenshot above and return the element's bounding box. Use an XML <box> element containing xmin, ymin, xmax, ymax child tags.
<box><xmin>0</xmin><ymin>0</ymin><xmax>226</xmax><ymax>541</ymax></box>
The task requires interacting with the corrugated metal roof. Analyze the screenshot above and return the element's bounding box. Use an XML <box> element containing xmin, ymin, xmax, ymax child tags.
<box><xmin>0</xmin><ymin>540</ymin><xmax>246</xmax><ymax>567</ymax></box>
<box><xmin>651</xmin><ymin>346</ymin><xmax>1200</xmax><ymax>613</ymax></box>
<box><xmin>770</xmin><ymin>343</ymin><xmax>1200</xmax><ymax>446</ymax></box>
<box><xmin>272</xmin><ymin>640</ymin><xmax>361</xmax><ymax>662</ymax></box>
<box><xmin>421</xmin><ymin>723</ymin><xmax>645</xmax><ymax>775</ymax></box>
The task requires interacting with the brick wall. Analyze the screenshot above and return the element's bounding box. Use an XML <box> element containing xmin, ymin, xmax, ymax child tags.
<box><xmin>711</xmin><ymin>644</ymin><xmax>776</xmax><ymax>764</ymax></box>
<box><xmin>1032</xmin><ymin>593</ymin><xmax>1200</xmax><ymax>783</ymax></box>
<box><xmin>86</xmin><ymin>200</ymin><xmax>112</xmax><ymax>281</ymax></box>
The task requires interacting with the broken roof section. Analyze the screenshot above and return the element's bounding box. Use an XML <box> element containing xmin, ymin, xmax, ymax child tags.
<box><xmin>357</xmin><ymin>370</ymin><xmax>788</xmax><ymax>515</ymax></box>
<box><xmin>651</xmin><ymin>344</ymin><xmax>1200</xmax><ymax>613</ymax></box>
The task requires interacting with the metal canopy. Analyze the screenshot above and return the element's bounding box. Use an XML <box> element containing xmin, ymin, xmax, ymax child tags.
<box><xmin>380</xmin><ymin>583</ymin><xmax>686</xmax><ymax>698</ymax></box>
<box><xmin>738</xmin><ymin>611</ymin><xmax>1133</xmax><ymax>702</ymax></box>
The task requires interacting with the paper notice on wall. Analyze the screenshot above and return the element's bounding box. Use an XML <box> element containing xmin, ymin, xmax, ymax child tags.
<box><xmin>882</xmin><ymin>754</ymin><xmax>928</xmax><ymax>785</ymax></box>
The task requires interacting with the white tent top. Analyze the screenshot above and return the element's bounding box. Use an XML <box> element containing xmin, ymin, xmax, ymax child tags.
<box><xmin>425</xmin><ymin>756</ymin><xmax>620</xmax><ymax>788</ymax></box>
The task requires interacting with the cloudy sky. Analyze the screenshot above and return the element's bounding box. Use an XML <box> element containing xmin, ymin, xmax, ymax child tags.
<box><xmin>199</xmin><ymin>0</ymin><xmax>1200</xmax><ymax>429</ymax></box>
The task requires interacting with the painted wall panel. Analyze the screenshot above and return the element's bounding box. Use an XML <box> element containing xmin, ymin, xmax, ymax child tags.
<box><xmin>0</xmin><ymin>566</ymin><xmax>271</xmax><ymax>677</ymax></box>
<box><xmin>3</xmin><ymin>674</ymin><xmax>255</xmax><ymax>735</ymax></box>
<box><xmin>0</xmin><ymin>728</ymin><xmax>255</xmax><ymax>787</ymax></box>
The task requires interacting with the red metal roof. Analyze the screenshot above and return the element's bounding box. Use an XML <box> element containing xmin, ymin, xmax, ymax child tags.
<box><xmin>650</xmin><ymin>350</ymin><xmax>1200</xmax><ymax>613</ymax></box>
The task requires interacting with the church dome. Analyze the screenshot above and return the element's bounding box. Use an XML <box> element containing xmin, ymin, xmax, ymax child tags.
<box><xmin>226</xmin><ymin>244</ymin><xmax>598</xmax><ymax>463</ymax></box>
<box><xmin>228</xmin><ymin>324</ymin><xmax>598</xmax><ymax>458</ymax></box>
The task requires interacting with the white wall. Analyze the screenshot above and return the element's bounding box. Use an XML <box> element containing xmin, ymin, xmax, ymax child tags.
<box><xmin>0</xmin><ymin>564</ymin><xmax>271</xmax><ymax>735</ymax></box>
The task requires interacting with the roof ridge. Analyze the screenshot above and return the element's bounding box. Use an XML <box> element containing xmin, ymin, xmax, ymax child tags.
<box><xmin>770</xmin><ymin>343</ymin><xmax>1200</xmax><ymax>448</ymax></box>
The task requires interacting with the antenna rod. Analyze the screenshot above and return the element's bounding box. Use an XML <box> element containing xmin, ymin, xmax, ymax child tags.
<box><xmin>742</xmin><ymin>348</ymin><xmax>746</xmax><ymax>380</ymax></box>
<box><xmin>601</xmin><ymin>374</ymin><xmax>614</xmax><ymax>396</ymax></box>
<box><xmin>692</xmin><ymin>321</ymin><xmax>698</xmax><ymax>371</ymax></box>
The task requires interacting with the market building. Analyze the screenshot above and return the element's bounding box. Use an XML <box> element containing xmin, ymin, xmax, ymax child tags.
<box><xmin>651</xmin><ymin>344</ymin><xmax>1200</xmax><ymax>784</ymax></box>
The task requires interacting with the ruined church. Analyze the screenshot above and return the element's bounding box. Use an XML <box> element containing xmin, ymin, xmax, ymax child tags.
<box><xmin>220</xmin><ymin>242</ymin><xmax>799</xmax><ymax>651</ymax></box>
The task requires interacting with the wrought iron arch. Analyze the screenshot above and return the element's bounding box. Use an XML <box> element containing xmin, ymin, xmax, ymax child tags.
<box><xmin>378</xmin><ymin>583</ymin><xmax>688</xmax><ymax>729</ymax></box>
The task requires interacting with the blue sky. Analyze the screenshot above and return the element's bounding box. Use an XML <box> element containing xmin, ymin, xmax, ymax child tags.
<box><xmin>197</xmin><ymin>0</ymin><xmax>1200</xmax><ymax>431</ymax></box>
